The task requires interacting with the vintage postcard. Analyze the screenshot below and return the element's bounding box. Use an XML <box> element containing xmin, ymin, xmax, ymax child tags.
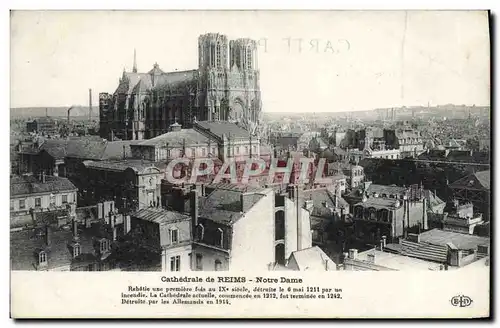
<box><xmin>9</xmin><ymin>10</ymin><xmax>490</xmax><ymax>318</ymax></box>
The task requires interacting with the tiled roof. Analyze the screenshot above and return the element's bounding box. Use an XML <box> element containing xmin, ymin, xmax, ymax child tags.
<box><xmin>449</xmin><ymin>170</ymin><xmax>490</xmax><ymax>191</ymax></box>
<box><xmin>354</xmin><ymin>197</ymin><xmax>400</xmax><ymax>209</ymax></box>
<box><xmin>419</xmin><ymin>229</ymin><xmax>490</xmax><ymax>250</ymax></box>
<box><xmin>195</xmin><ymin>121</ymin><xmax>250</xmax><ymax>140</ymax></box>
<box><xmin>10</xmin><ymin>175</ymin><xmax>77</xmax><ymax>197</ymax></box>
<box><xmin>199</xmin><ymin>187</ymin><xmax>265</xmax><ymax>225</ymax></box>
<box><xmin>289</xmin><ymin>246</ymin><xmax>335</xmax><ymax>271</ymax></box>
<box><xmin>152</xmin><ymin>70</ymin><xmax>197</xmax><ymax>91</ymax></box>
<box><xmin>38</xmin><ymin>139</ymin><xmax>138</xmax><ymax>161</ymax></box>
<box><xmin>131</xmin><ymin>207</ymin><xmax>190</xmax><ymax>225</ymax></box>
<box><xmin>10</xmin><ymin>225</ymin><xmax>101</xmax><ymax>271</ymax></box>
<box><xmin>137</xmin><ymin>128</ymin><xmax>211</xmax><ymax>147</ymax></box>
<box><xmin>83</xmin><ymin>159</ymin><xmax>160</xmax><ymax>173</ymax></box>
<box><xmin>346</xmin><ymin>184</ymin><xmax>407</xmax><ymax>199</ymax></box>
<box><xmin>356</xmin><ymin>249</ymin><xmax>441</xmax><ymax>270</ymax></box>
<box><xmin>303</xmin><ymin>188</ymin><xmax>348</xmax><ymax>218</ymax></box>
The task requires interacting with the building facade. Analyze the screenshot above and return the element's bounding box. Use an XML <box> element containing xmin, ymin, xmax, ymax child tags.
<box><xmin>99</xmin><ymin>33</ymin><xmax>262</xmax><ymax>141</ymax></box>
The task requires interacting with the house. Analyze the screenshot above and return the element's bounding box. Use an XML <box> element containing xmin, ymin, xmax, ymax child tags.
<box><xmin>286</xmin><ymin>246</ymin><xmax>336</xmax><ymax>271</ymax></box>
<box><xmin>449</xmin><ymin>170</ymin><xmax>490</xmax><ymax>221</ymax></box>
<box><xmin>81</xmin><ymin>160</ymin><xmax>163</xmax><ymax>210</ymax></box>
<box><xmin>10</xmin><ymin>174</ymin><xmax>78</xmax><ymax>229</ymax></box>
<box><xmin>384</xmin><ymin>229</ymin><xmax>490</xmax><ymax>268</ymax></box>
<box><xmin>10</xmin><ymin>220</ymin><xmax>119</xmax><ymax>271</ymax></box>
<box><xmin>343</xmin><ymin>248</ymin><xmax>442</xmax><ymax>271</ymax></box>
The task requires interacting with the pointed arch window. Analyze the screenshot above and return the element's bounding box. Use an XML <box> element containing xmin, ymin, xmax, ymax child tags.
<box><xmin>196</xmin><ymin>223</ymin><xmax>204</xmax><ymax>241</ymax></box>
<box><xmin>246</xmin><ymin>45</ymin><xmax>253</xmax><ymax>70</ymax></box>
<box><xmin>39</xmin><ymin>251</ymin><xmax>47</xmax><ymax>264</ymax></box>
<box><xmin>216</xmin><ymin>228</ymin><xmax>224</xmax><ymax>248</ymax></box>
<box><xmin>216</xmin><ymin>43</ymin><xmax>222</xmax><ymax>68</ymax></box>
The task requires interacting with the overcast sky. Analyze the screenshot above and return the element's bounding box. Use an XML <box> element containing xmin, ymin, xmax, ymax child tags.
<box><xmin>10</xmin><ymin>10</ymin><xmax>490</xmax><ymax>112</ymax></box>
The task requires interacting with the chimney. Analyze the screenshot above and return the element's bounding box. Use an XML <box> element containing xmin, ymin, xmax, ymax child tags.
<box><xmin>124</xmin><ymin>215</ymin><xmax>131</xmax><ymax>234</ymax></box>
<box><xmin>44</xmin><ymin>225</ymin><xmax>51</xmax><ymax>246</ymax></box>
<box><xmin>97</xmin><ymin>203</ymin><xmax>103</xmax><ymax>220</ymax></box>
<box><xmin>190</xmin><ymin>189</ymin><xmax>199</xmax><ymax>235</ymax></box>
<box><xmin>296</xmin><ymin>185</ymin><xmax>304</xmax><ymax>251</ymax></box>
<box><xmin>379</xmin><ymin>239</ymin><xmax>384</xmax><ymax>251</ymax></box>
<box><xmin>42</xmin><ymin>171</ymin><xmax>46</xmax><ymax>183</ymax></box>
<box><xmin>382</xmin><ymin>235</ymin><xmax>387</xmax><ymax>247</ymax></box>
<box><xmin>112</xmin><ymin>227</ymin><xmax>117</xmax><ymax>241</ymax></box>
<box><xmin>348</xmin><ymin>249</ymin><xmax>358</xmax><ymax>260</ymax></box>
<box><xmin>72</xmin><ymin>219</ymin><xmax>79</xmax><ymax>241</ymax></box>
<box><xmin>240</xmin><ymin>192</ymin><xmax>253</xmax><ymax>213</ymax></box>
<box><xmin>422</xmin><ymin>196</ymin><xmax>428</xmax><ymax>230</ymax></box>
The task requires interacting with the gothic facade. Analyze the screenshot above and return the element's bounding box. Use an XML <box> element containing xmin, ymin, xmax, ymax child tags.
<box><xmin>99</xmin><ymin>33</ymin><xmax>262</xmax><ymax>141</ymax></box>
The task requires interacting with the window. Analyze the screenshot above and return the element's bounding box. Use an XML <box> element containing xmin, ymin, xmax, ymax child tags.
<box><xmin>170</xmin><ymin>228</ymin><xmax>179</xmax><ymax>244</ymax></box>
<box><xmin>244</xmin><ymin>146</ymin><xmax>249</xmax><ymax>154</ymax></box>
<box><xmin>100</xmin><ymin>239</ymin><xmax>109</xmax><ymax>253</ymax></box>
<box><xmin>62</xmin><ymin>195</ymin><xmax>68</xmax><ymax>204</ymax></box>
<box><xmin>39</xmin><ymin>251</ymin><xmax>47</xmax><ymax>264</ymax></box>
<box><xmin>201</xmin><ymin>147</ymin><xmax>206</xmax><ymax>156</ymax></box>
<box><xmin>196</xmin><ymin>224</ymin><xmax>204</xmax><ymax>241</ymax></box>
<box><xmin>246</xmin><ymin>46</ymin><xmax>253</xmax><ymax>69</ymax></box>
<box><xmin>217</xmin><ymin>228</ymin><xmax>224</xmax><ymax>248</ymax></box>
<box><xmin>216</xmin><ymin>43</ymin><xmax>221</xmax><ymax>67</ymax></box>
<box><xmin>19</xmin><ymin>199</ymin><xmax>26</xmax><ymax>210</ymax></box>
<box><xmin>191</xmin><ymin>148</ymin><xmax>196</xmax><ymax>157</ymax></box>
<box><xmin>215</xmin><ymin>260</ymin><xmax>222</xmax><ymax>271</ymax></box>
<box><xmin>211</xmin><ymin>147</ymin><xmax>216</xmax><ymax>155</ymax></box>
<box><xmin>10</xmin><ymin>201</ymin><xmax>14</xmax><ymax>211</ymax></box>
<box><xmin>236</xmin><ymin>147</ymin><xmax>240</xmax><ymax>155</ymax></box>
<box><xmin>170</xmin><ymin>255</ymin><xmax>181</xmax><ymax>271</ymax></box>
<box><xmin>73</xmin><ymin>244</ymin><xmax>81</xmax><ymax>257</ymax></box>
<box><xmin>196</xmin><ymin>254</ymin><xmax>203</xmax><ymax>270</ymax></box>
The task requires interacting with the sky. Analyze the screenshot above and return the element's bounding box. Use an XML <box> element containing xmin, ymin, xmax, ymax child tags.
<box><xmin>10</xmin><ymin>10</ymin><xmax>490</xmax><ymax>112</ymax></box>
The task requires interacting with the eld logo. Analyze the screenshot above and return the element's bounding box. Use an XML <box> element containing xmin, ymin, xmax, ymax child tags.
<box><xmin>450</xmin><ymin>295</ymin><xmax>473</xmax><ymax>307</ymax></box>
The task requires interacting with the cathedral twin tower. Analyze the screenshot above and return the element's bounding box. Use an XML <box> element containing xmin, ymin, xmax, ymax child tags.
<box><xmin>99</xmin><ymin>33</ymin><xmax>262</xmax><ymax>141</ymax></box>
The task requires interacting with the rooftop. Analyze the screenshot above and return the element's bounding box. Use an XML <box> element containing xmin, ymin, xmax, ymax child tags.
<box><xmin>83</xmin><ymin>159</ymin><xmax>161</xmax><ymax>173</ymax></box>
<box><xmin>199</xmin><ymin>186</ymin><xmax>267</xmax><ymax>225</ymax></box>
<box><xmin>137</xmin><ymin>128</ymin><xmax>211</xmax><ymax>147</ymax></box>
<box><xmin>419</xmin><ymin>229</ymin><xmax>490</xmax><ymax>250</ymax></box>
<box><xmin>449</xmin><ymin>170</ymin><xmax>490</xmax><ymax>191</ymax></box>
<box><xmin>195</xmin><ymin>121</ymin><xmax>251</xmax><ymax>140</ymax></box>
<box><xmin>10</xmin><ymin>175</ymin><xmax>77</xmax><ymax>197</ymax></box>
<box><xmin>131</xmin><ymin>207</ymin><xmax>190</xmax><ymax>225</ymax></box>
<box><xmin>356</xmin><ymin>249</ymin><xmax>441</xmax><ymax>271</ymax></box>
<box><xmin>354</xmin><ymin>197</ymin><xmax>400</xmax><ymax>209</ymax></box>
<box><xmin>10</xmin><ymin>223</ymin><xmax>111</xmax><ymax>271</ymax></box>
<box><xmin>289</xmin><ymin>246</ymin><xmax>336</xmax><ymax>271</ymax></box>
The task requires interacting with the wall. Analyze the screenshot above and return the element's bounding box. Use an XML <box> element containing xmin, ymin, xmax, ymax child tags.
<box><xmin>11</xmin><ymin>190</ymin><xmax>77</xmax><ymax>213</ymax></box>
<box><xmin>191</xmin><ymin>245</ymin><xmax>230</xmax><ymax>271</ymax></box>
<box><xmin>161</xmin><ymin>244</ymin><xmax>192</xmax><ymax>272</ymax></box>
<box><xmin>230</xmin><ymin>189</ymin><xmax>275</xmax><ymax>271</ymax></box>
<box><xmin>282</xmin><ymin>196</ymin><xmax>312</xmax><ymax>260</ymax></box>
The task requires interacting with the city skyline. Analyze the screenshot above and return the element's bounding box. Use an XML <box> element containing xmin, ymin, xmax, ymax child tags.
<box><xmin>11</xmin><ymin>10</ymin><xmax>490</xmax><ymax>111</ymax></box>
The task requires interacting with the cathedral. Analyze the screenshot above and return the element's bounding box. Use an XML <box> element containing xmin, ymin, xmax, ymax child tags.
<box><xmin>99</xmin><ymin>33</ymin><xmax>262</xmax><ymax>140</ymax></box>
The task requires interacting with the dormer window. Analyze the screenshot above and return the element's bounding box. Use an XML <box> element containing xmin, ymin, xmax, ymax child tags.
<box><xmin>39</xmin><ymin>251</ymin><xmax>47</xmax><ymax>264</ymax></box>
<box><xmin>169</xmin><ymin>227</ymin><xmax>179</xmax><ymax>244</ymax></box>
<box><xmin>216</xmin><ymin>228</ymin><xmax>224</xmax><ymax>248</ymax></box>
<box><xmin>196</xmin><ymin>224</ymin><xmax>204</xmax><ymax>241</ymax></box>
<box><xmin>73</xmin><ymin>243</ymin><xmax>81</xmax><ymax>258</ymax></box>
<box><xmin>100</xmin><ymin>239</ymin><xmax>110</xmax><ymax>253</ymax></box>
